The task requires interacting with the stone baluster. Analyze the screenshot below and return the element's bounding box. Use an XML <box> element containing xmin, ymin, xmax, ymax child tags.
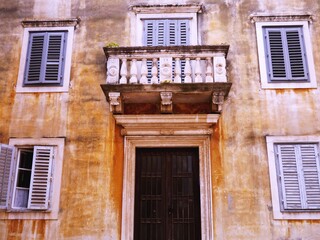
<box><xmin>119</xmin><ymin>58</ymin><xmax>127</xmax><ymax>84</ymax></box>
<box><xmin>205</xmin><ymin>57</ymin><xmax>213</xmax><ymax>83</ymax></box>
<box><xmin>151</xmin><ymin>58</ymin><xmax>158</xmax><ymax>84</ymax></box>
<box><xmin>106</xmin><ymin>58</ymin><xmax>119</xmax><ymax>83</ymax></box>
<box><xmin>174</xmin><ymin>58</ymin><xmax>181</xmax><ymax>83</ymax></box>
<box><xmin>140</xmin><ymin>58</ymin><xmax>148</xmax><ymax>84</ymax></box>
<box><xmin>214</xmin><ymin>56</ymin><xmax>227</xmax><ymax>82</ymax></box>
<box><xmin>184</xmin><ymin>58</ymin><xmax>192</xmax><ymax>83</ymax></box>
<box><xmin>194</xmin><ymin>57</ymin><xmax>202</xmax><ymax>83</ymax></box>
<box><xmin>129</xmin><ymin>59</ymin><xmax>138</xmax><ymax>84</ymax></box>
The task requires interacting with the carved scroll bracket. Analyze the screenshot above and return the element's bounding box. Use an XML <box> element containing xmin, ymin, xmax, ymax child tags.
<box><xmin>108</xmin><ymin>92</ymin><xmax>123</xmax><ymax>113</ymax></box>
<box><xmin>160</xmin><ymin>91</ymin><xmax>173</xmax><ymax>113</ymax></box>
<box><xmin>212</xmin><ymin>91</ymin><xmax>225</xmax><ymax>112</ymax></box>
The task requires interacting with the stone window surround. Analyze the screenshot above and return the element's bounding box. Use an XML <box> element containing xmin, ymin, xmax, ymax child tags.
<box><xmin>252</xmin><ymin>14</ymin><xmax>317</xmax><ymax>89</ymax></box>
<box><xmin>130</xmin><ymin>5</ymin><xmax>202</xmax><ymax>46</ymax></box>
<box><xmin>266</xmin><ymin>135</ymin><xmax>320</xmax><ymax>220</ymax></box>
<box><xmin>0</xmin><ymin>138</ymin><xmax>65</xmax><ymax>220</ymax></box>
<box><xmin>118</xmin><ymin>114</ymin><xmax>216</xmax><ymax>240</ymax></box>
<box><xmin>16</xmin><ymin>19</ymin><xmax>79</xmax><ymax>93</ymax></box>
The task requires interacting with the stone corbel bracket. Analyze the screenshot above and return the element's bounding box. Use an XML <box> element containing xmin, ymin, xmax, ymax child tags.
<box><xmin>212</xmin><ymin>91</ymin><xmax>225</xmax><ymax>112</ymax></box>
<box><xmin>108</xmin><ymin>92</ymin><xmax>123</xmax><ymax>113</ymax></box>
<box><xmin>160</xmin><ymin>91</ymin><xmax>173</xmax><ymax>113</ymax></box>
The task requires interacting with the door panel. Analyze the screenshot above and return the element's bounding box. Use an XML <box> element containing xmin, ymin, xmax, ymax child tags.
<box><xmin>135</xmin><ymin>148</ymin><xmax>201</xmax><ymax>240</ymax></box>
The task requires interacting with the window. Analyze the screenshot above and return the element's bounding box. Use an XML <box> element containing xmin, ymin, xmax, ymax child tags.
<box><xmin>24</xmin><ymin>31</ymin><xmax>67</xmax><ymax>86</ymax></box>
<box><xmin>256</xmin><ymin>21</ymin><xmax>316</xmax><ymax>89</ymax></box>
<box><xmin>16</xmin><ymin>19</ymin><xmax>78</xmax><ymax>93</ymax></box>
<box><xmin>131</xmin><ymin>5</ymin><xmax>201</xmax><ymax>46</ymax></box>
<box><xmin>0</xmin><ymin>138</ymin><xmax>64</xmax><ymax>219</ymax></box>
<box><xmin>143</xmin><ymin>19</ymin><xmax>190</xmax><ymax>46</ymax></box>
<box><xmin>266</xmin><ymin>136</ymin><xmax>320</xmax><ymax>219</ymax></box>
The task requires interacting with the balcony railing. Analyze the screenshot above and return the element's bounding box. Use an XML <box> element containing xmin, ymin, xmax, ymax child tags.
<box><xmin>104</xmin><ymin>45</ymin><xmax>229</xmax><ymax>84</ymax></box>
<box><xmin>102</xmin><ymin>45</ymin><xmax>231</xmax><ymax>114</ymax></box>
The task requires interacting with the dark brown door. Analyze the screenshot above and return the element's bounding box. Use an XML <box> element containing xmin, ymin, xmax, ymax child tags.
<box><xmin>134</xmin><ymin>148</ymin><xmax>201</xmax><ymax>240</ymax></box>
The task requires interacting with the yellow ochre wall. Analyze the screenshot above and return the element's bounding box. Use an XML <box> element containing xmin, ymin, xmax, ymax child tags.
<box><xmin>0</xmin><ymin>0</ymin><xmax>320</xmax><ymax>239</ymax></box>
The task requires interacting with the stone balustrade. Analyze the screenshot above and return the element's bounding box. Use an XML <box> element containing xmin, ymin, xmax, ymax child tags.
<box><xmin>104</xmin><ymin>45</ymin><xmax>229</xmax><ymax>84</ymax></box>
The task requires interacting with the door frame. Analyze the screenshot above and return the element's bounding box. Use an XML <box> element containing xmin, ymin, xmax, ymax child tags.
<box><xmin>121</xmin><ymin>135</ymin><xmax>213</xmax><ymax>240</ymax></box>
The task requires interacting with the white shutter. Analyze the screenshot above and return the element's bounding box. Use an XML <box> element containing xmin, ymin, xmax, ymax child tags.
<box><xmin>277</xmin><ymin>144</ymin><xmax>320</xmax><ymax>210</ymax></box>
<box><xmin>277</xmin><ymin>144</ymin><xmax>303</xmax><ymax>210</ymax></box>
<box><xmin>28</xmin><ymin>146</ymin><xmax>53</xmax><ymax>210</ymax></box>
<box><xmin>0</xmin><ymin>144</ymin><xmax>14</xmax><ymax>208</ymax></box>
<box><xmin>43</xmin><ymin>32</ymin><xmax>66</xmax><ymax>84</ymax></box>
<box><xmin>300</xmin><ymin>145</ymin><xmax>320</xmax><ymax>209</ymax></box>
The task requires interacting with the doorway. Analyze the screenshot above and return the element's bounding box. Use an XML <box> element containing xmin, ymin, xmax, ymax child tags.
<box><xmin>134</xmin><ymin>148</ymin><xmax>201</xmax><ymax>240</ymax></box>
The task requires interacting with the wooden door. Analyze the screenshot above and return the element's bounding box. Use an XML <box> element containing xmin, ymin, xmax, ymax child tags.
<box><xmin>134</xmin><ymin>148</ymin><xmax>201</xmax><ymax>240</ymax></box>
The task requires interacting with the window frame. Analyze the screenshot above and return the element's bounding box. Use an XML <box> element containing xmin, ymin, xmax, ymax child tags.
<box><xmin>16</xmin><ymin>26</ymin><xmax>74</xmax><ymax>93</ymax></box>
<box><xmin>132</xmin><ymin>11</ymin><xmax>199</xmax><ymax>46</ymax></box>
<box><xmin>0</xmin><ymin>138</ymin><xmax>65</xmax><ymax>220</ymax></box>
<box><xmin>266</xmin><ymin>136</ymin><xmax>320</xmax><ymax>219</ymax></box>
<box><xmin>256</xmin><ymin>21</ymin><xmax>316</xmax><ymax>89</ymax></box>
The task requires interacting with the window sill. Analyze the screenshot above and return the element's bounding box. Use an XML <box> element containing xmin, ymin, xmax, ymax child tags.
<box><xmin>273</xmin><ymin>211</ymin><xmax>320</xmax><ymax>220</ymax></box>
<box><xmin>0</xmin><ymin>210</ymin><xmax>58</xmax><ymax>220</ymax></box>
<box><xmin>261</xmin><ymin>81</ymin><xmax>317</xmax><ymax>89</ymax></box>
<box><xmin>15</xmin><ymin>84</ymin><xmax>70</xmax><ymax>93</ymax></box>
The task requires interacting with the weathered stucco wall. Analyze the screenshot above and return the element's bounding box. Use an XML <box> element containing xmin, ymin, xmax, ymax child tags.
<box><xmin>0</xmin><ymin>0</ymin><xmax>320</xmax><ymax>239</ymax></box>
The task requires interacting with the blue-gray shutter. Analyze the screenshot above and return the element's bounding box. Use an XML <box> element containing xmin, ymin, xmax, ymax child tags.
<box><xmin>24</xmin><ymin>32</ymin><xmax>66</xmax><ymax>85</ymax></box>
<box><xmin>143</xmin><ymin>19</ymin><xmax>190</xmax><ymax>46</ymax></box>
<box><xmin>44</xmin><ymin>32</ymin><xmax>66</xmax><ymax>84</ymax></box>
<box><xmin>0</xmin><ymin>144</ymin><xmax>14</xmax><ymax>208</ymax></box>
<box><xmin>276</xmin><ymin>144</ymin><xmax>320</xmax><ymax>210</ymax></box>
<box><xmin>24</xmin><ymin>33</ymin><xmax>46</xmax><ymax>84</ymax></box>
<box><xmin>264</xmin><ymin>27</ymin><xmax>308</xmax><ymax>82</ymax></box>
<box><xmin>28</xmin><ymin>146</ymin><xmax>53</xmax><ymax>210</ymax></box>
<box><xmin>143</xmin><ymin>19</ymin><xmax>190</xmax><ymax>82</ymax></box>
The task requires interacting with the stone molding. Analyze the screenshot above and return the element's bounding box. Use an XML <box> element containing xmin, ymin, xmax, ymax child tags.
<box><xmin>249</xmin><ymin>13</ymin><xmax>314</xmax><ymax>23</ymax></box>
<box><xmin>21</xmin><ymin>18</ymin><xmax>81</xmax><ymax>28</ymax></box>
<box><xmin>130</xmin><ymin>4</ymin><xmax>203</xmax><ymax>14</ymax></box>
<box><xmin>121</xmin><ymin>135</ymin><xmax>213</xmax><ymax>240</ymax></box>
<box><xmin>114</xmin><ymin>114</ymin><xmax>219</xmax><ymax>136</ymax></box>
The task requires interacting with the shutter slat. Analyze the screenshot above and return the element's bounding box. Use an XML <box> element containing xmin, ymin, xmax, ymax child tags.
<box><xmin>0</xmin><ymin>144</ymin><xmax>14</xmax><ymax>208</ymax></box>
<box><xmin>28</xmin><ymin>146</ymin><xmax>53</xmax><ymax>210</ymax></box>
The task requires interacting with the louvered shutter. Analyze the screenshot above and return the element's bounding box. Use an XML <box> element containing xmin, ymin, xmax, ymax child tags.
<box><xmin>28</xmin><ymin>146</ymin><xmax>53</xmax><ymax>210</ymax></box>
<box><xmin>43</xmin><ymin>32</ymin><xmax>66</xmax><ymax>84</ymax></box>
<box><xmin>0</xmin><ymin>144</ymin><xmax>14</xmax><ymax>208</ymax></box>
<box><xmin>264</xmin><ymin>27</ymin><xmax>308</xmax><ymax>82</ymax></box>
<box><xmin>276</xmin><ymin>144</ymin><xmax>320</xmax><ymax>210</ymax></box>
<box><xmin>24</xmin><ymin>32</ymin><xmax>66</xmax><ymax>85</ymax></box>
<box><xmin>300</xmin><ymin>145</ymin><xmax>320</xmax><ymax>209</ymax></box>
<box><xmin>25</xmin><ymin>33</ymin><xmax>46</xmax><ymax>84</ymax></box>
<box><xmin>143</xmin><ymin>19</ymin><xmax>190</xmax><ymax>82</ymax></box>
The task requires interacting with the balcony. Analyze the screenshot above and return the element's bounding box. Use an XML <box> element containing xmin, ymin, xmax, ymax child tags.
<box><xmin>101</xmin><ymin>45</ymin><xmax>231</xmax><ymax>114</ymax></box>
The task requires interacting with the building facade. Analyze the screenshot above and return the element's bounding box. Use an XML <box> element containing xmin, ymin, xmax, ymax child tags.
<box><xmin>0</xmin><ymin>0</ymin><xmax>320</xmax><ymax>239</ymax></box>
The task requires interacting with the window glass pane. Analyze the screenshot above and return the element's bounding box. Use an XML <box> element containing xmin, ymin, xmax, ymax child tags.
<box><xmin>19</xmin><ymin>149</ymin><xmax>33</xmax><ymax>169</ymax></box>
<box><xmin>17</xmin><ymin>170</ymin><xmax>32</xmax><ymax>188</ymax></box>
<box><xmin>14</xmin><ymin>188</ymin><xmax>29</xmax><ymax>208</ymax></box>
